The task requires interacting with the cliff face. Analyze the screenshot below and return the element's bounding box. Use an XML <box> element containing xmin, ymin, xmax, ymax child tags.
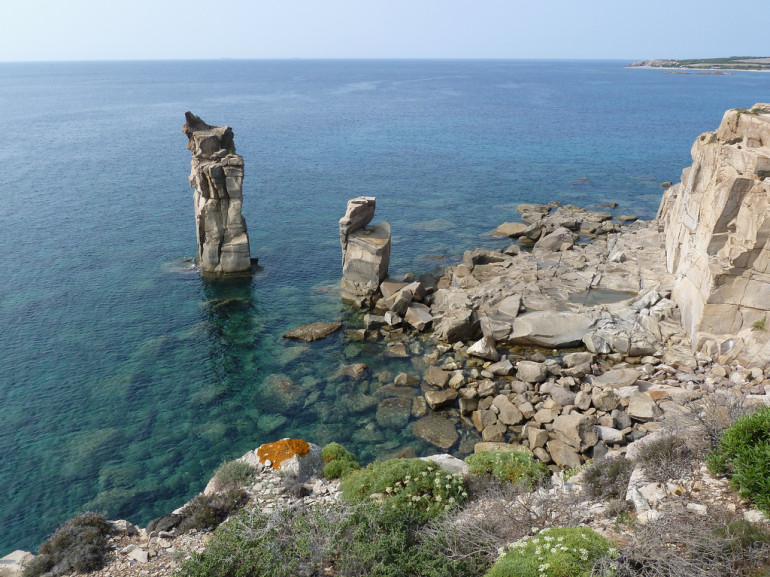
<box><xmin>658</xmin><ymin>104</ymin><xmax>770</xmax><ymax>363</ymax></box>
<box><xmin>183</xmin><ymin>112</ymin><xmax>252</xmax><ymax>275</ymax></box>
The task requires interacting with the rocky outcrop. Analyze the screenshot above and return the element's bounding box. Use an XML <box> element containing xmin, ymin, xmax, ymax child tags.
<box><xmin>183</xmin><ymin>112</ymin><xmax>252</xmax><ymax>275</ymax></box>
<box><xmin>339</xmin><ymin>197</ymin><xmax>391</xmax><ymax>306</ymax></box>
<box><xmin>658</xmin><ymin>104</ymin><xmax>770</xmax><ymax>363</ymax></box>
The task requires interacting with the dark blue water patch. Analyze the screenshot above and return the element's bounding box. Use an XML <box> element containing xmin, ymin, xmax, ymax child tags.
<box><xmin>1</xmin><ymin>59</ymin><xmax>770</xmax><ymax>553</ymax></box>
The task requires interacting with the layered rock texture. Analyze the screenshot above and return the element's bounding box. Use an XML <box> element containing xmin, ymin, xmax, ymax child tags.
<box><xmin>339</xmin><ymin>196</ymin><xmax>391</xmax><ymax>306</ymax></box>
<box><xmin>658</xmin><ymin>104</ymin><xmax>770</xmax><ymax>363</ymax></box>
<box><xmin>183</xmin><ymin>112</ymin><xmax>252</xmax><ymax>275</ymax></box>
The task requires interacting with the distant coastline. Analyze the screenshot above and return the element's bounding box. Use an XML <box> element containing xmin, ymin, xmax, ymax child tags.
<box><xmin>628</xmin><ymin>56</ymin><xmax>770</xmax><ymax>73</ymax></box>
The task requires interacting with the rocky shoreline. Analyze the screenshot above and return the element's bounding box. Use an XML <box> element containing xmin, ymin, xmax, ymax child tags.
<box><xmin>4</xmin><ymin>104</ymin><xmax>770</xmax><ymax>576</ymax></box>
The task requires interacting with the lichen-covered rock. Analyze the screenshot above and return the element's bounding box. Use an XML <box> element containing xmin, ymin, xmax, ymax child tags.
<box><xmin>256</xmin><ymin>439</ymin><xmax>323</xmax><ymax>482</ymax></box>
<box><xmin>658</xmin><ymin>104</ymin><xmax>770</xmax><ymax>363</ymax></box>
<box><xmin>183</xmin><ymin>112</ymin><xmax>252</xmax><ymax>275</ymax></box>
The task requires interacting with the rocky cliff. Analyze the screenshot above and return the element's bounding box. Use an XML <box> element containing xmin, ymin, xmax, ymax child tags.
<box><xmin>183</xmin><ymin>112</ymin><xmax>252</xmax><ymax>275</ymax></box>
<box><xmin>658</xmin><ymin>104</ymin><xmax>770</xmax><ymax>363</ymax></box>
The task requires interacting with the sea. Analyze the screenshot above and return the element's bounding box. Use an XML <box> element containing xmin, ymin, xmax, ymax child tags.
<box><xmin>1</xmin><ymin>59</ymin><xmax>768</xmax><ymax>553</ymax></box>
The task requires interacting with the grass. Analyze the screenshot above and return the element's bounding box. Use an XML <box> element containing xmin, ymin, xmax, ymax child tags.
<box><xmin>753</xmin><ymin>317</ymin><xmax>766</xmax><ymax>331</ymax></box>
<box><xmin>464</xmin><ymin>451</ymin><xmax>549</xmax><ymax>488</ymax></box>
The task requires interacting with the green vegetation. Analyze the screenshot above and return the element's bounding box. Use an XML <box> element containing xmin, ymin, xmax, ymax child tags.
<box><xmin>485</xmin><ymin>527</ymin><xmax>611</xmax><ymax>577</ymax></box>
<box><xmin>23</xmin><ymin>512</ymin><xmax>111</xmax><ymax>577</ymax></box>
<box><xmin>175</xmin><ymin>502</ymin><xmax>487</xmax><ymax>577</ymax></box>
<box><xmin>752</xmin><ymin>317</ymin><xmax>766</xmax><ymax>331</ymax></box>
<box><xmin>322</xmin><ymin>442</ymin><xmax>360</xmax><ymax>479</ymax></box>
<box><xmin>465</xmin><ymin>450</ymin><xmax>549</xmax><ymax>487</ymax></box>
<box><xmin>339</xmin><ymin>458</ymin><xmax>467</xmax><ymax>522</ymax></box>
<box><xmin>708</xmin><ymin>406</ymin><xmax>770</xmax><ymax>514</ymax></box>
<box><xmin>212</xmin><ymin>459</ymin><xmax>258</xmax><ymax>491</ymax></box>
<box><xmin>631</xmin><ymin>56</ymin><xmax>770</xmax><ymax>71</ymax></box>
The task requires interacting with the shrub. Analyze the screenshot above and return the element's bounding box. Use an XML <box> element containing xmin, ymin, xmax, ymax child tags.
<box><xmin>339</xmin><ymin>458</ymin><xmax>467</xmax><ymax>522</ymax></box>
<box><xmin>212</xmin><ymin>459</ymin><xmax>258</xmax><ymax>491</ymax></box>
<box><xmin>685</xmin><ymin>392</ymin><xmax>750</xmax><ymax>452</ymax></box>
<box><xmin>593</xmin><ymin>507</ymin><xmax>770</xmax><ymax>577</ymax></box>
<box><xmin>176</xmin><ymin>489</ymin><xmax>249</xmax><ymax>532</ymax></box>
<box><xmin>175</xmin><ymin>502</ymin><xmax>487</xmax><ymax>577</ymax></box>
<box><xmin>709</xmin><ymin>406</ymin><xmax>770</xmax><ymax>514</ymax></box>
<box><xmin>23</xmin><ymin>512</ymin><xmax>111</xmax><ymax>577</ymax></box>
<box><xmin>581</xmin><ymin>456</ymin><xmax>634</xmax><ymax>500</ymax></box>
<box><xmin>636</xmin><ymin>434</ymin><xmax>697</xmax><ymax>483</ymax></box>
<box><xmin>485</xmin><ymin>526</ymin><xmax>611</xmax><ymax>577</ymax></box>
<box><xmin>322</xmin><ymin>442</ymin><xmax>359</xmax><ymax>479</ymax></box>
<box><xmin>465</xmin><ymin>450</ymin><xmax>549</xmax><ymax>488</ymax></box>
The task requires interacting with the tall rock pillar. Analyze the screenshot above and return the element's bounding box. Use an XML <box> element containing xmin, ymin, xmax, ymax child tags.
<box><xmin>183</xmin><ymin>112</ymin><xmax>252</xmax><ymax>276</ymax></box>
<box><xmin>339</xmin><ymin>196</ymin><xmax>391</xmax><ymax>306</ymax></box>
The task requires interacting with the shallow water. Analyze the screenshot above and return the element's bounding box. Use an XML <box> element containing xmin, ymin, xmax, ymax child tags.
<box><xmin>1</xmin><ymin>59</ymin><xmax>769</xmax><ymax>552</ymax></box>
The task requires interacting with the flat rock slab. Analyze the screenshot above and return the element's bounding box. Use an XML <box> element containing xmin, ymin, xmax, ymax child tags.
<box><xmin>283</xmin><ymin>321</ymin><xmax>342</xmax><ymax>342</ymax></box>
<box><xmin>588</xmin><ymin>368</ymin><xmax>642</xmax><ymax>389</ymax></box>
<box><xmin>412</xmin><ymin>414</ymin><xmax>459</xmax><ymax>450</ymax></box>
<box><xmin>509</xmin><ymin>311</ymin><xmax>596</xmax><ymax>348</ymax></box>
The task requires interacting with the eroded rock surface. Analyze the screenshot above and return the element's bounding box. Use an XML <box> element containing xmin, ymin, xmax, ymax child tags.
<box><xmin>183</xmin><ymin>112</ymin><xmax>252</xmax><ymax>275</ymax></box>
<box><xmin>658</xmin><ymin>104</ymin><xmax>770</xmax><ymax>364</ymax></box>
<box><xmin>339</xmin><ymin>197</ymin><xmax>391</xmax><ymax>306</ymax></box>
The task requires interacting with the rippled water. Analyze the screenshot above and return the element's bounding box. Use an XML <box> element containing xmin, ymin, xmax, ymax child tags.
<box><xmin>1</xmin><ymin>59</ymin><xmax>769</xmax><ymax>553</ymax></box>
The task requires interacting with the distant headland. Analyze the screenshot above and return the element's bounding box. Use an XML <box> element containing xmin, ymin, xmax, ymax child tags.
<box><xmin>628</xmin><ymin>56</ymin><xmax>770</xmax><ymax>72</ymax></box>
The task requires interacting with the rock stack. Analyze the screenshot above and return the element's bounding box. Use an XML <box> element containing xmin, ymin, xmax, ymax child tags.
<box><xmin>339</xmin><ymin>197</ymin><xmax>391</xmax><ymax>306</ymax></box>
<box><xmin>183</xmin><ymin>112</ymin><xmax>252</xmax><ymax>276</ymax></box>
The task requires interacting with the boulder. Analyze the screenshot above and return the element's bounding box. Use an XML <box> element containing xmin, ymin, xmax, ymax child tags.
<box><xmin>627</xmin><ymin>391</ymin><xmax>659</xmax><ymax>422</ymax></box>
<box><xmin>509</xmin><ymin>311</ymin><xmax>596</xmax><ymax>348</ymax></box>
<box><xmin>588</xmin><ymin>368</ymin><xmax>642</xmax><ymax>389</ymax></box>
<box><xmin>562</xmin><ymin>352</ymin><xmax>595</xmax><ymax>368</ymax></box>
<box><xmin>183</xmin><ymin>112</ymin><xmax>252</xmax><ymax>276</ymax></box>
<box><xmin>492</xmin><ymin>221</ymin><xmax>528</xmax><ymax>237</ymax></box>
<box><xmin>534</xmin><ymin>226</ymin><xmax>577</xmax><ymax>252</ymax></box>
<box><xmin>482</xmin><ymin>422</ymin><xmax>508</xmax><ymax>442</ymax></box>
<box><xmin>425</xmin><ymin>366</ymin><xmax>450</xmax><ymax>387</ymax></box>
<box><xmin>421</xmin><ymin>454</ymin><xmax>470</xmax><ymax>476</ymax></box>
<box><xmin>494</xmin><ymin>295</ymin><xmax>523</xmax><ymax>319</ymax></box>
<box><xmin>376</xmin><ymin>397</ymin><xmax>413</xmax><ymax>429</ymax></box>
<box><xmin>433</xmin><ymin>309</ymin><xmax>478</xmax><ymax>342</ymax></box>
<box><xmin>260</xmin><ymin>374</ymin><xmax>307</xmax><ymax>412</ymax></box>
<box><xmin>404</xmin><ymin>303</ymin><xmax>433</xmax><ymax>331</ymax></box>
<box><xmin>467</xmin><ymin>336</ymin><xmax>500</xmax><ymax>361</ymax></box>
<box><xmin>492</xmin><ymin>394</ymin><xmax>524</xmax><ymax>425</ymax></box>
<box><xmin>256</xmin><ymin>439</ymin><xmax>323</xmax><ymax>482</ymax></box>
<box><xmin>486</xmin><ymin>357</ymin><xmax>514</xmax><ymax>376</ymax></box>
<box><xmin>553</xmin><ymin>412</ymin><xmax>599</xmax><ymax>452</ymax></box>
<box><xmin>283</xmin><ymin>321</ymin><xmax>342</xmax><ymax>342</ymax></box>
<box><xmin>412</xmin><ymin>414</ymin><xmax>459</xmax><ymax>450</ymax></box>
<box><xmin>341</xmin><ymin>221</ymin><xmax>391</xmax><ymax>306</ymax></box>
<box><xmin>424</xmin><ymin>388</ymin><xmax>458</xmax><ymax>410</ymax></box>
<box><xmin>546</xmin><ymin>439</ymin><xmax>583</xmax><ymax>469</ymax></box>
<box><xmin>592</xmin><ymin>388</ymin><xmax>620</xmax><ymax>412</ymax></box>
<box><xmin>516</xmin><ymin>360</ymin><xmax>548</xmax><ymax>383</ymax></box>
<box><xmin>0</xmin><ymin>551</ymin><xmax>34</xmax><ymax>577</ymax></box>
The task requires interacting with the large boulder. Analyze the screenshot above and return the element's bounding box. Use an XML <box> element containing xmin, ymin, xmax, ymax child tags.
<box><xmin>508</xmin><ymin>311</ymin><xmax>597</xmax><ymax>348</ymax></box>
<box><xmin>553</xmin><ymin>412</ymin><xmax>599</xmax><ymax>452</ymax></box>
<box><xmin>256</xmin><ymin>439</ymin><xmax>323</xmax><ymax>482</ymax></box>
<box><xmin>283</xmin><ymin>321</ymin><xmax>342</xmax><ymax>342</ymax></box>
<box><xmin>412</xmin><ymin>414</ymin><xmax>459</xmax><ymax>450</ymax></box>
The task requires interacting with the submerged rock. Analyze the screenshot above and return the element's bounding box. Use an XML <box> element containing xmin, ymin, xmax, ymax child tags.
<box><xmin>412</xmin><ymin>414</ymin><xmax>459</xmax><ymax>450</ymax></box>
<box><xmin>283</xmin><ymin>321</ymin><xmax>342</xmax><ymax>342</ymax></box>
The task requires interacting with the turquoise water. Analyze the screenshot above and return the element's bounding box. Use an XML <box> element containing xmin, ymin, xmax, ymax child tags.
<box><xmin>1</xmin><ymin>60</ymin><xmax>769</xmax><ymax>553</ymax></box>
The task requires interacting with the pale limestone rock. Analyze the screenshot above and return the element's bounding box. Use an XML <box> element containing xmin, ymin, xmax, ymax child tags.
<box><xmin>183</xmin><ymin>112</ymin><xmax>252</xmax><ymax>275</ymax></box>
<box><xmin>0</xmin><ymin>551</ymin><xmax>34</xmax><ymax>577</ymax></box>
<box><xmin>516</xmin><ymin>360</ymin><xmax>548</xmax><ymax>383</ymax></box>
<box><xmin>658</xmin><ymin>105</ymin><xmax>770</xmax><ymax>363</ymax></box>
<box><xmin>492</xmin><ymin>221</ymin><xmax>528</xmax><ymax>237</ymax></box>
<box><xmin>467</xmin><ymin>336</ymin><xmax>500</xmax><ymax>361</ymax></box>
<box><xmin>553</xmin><ymin>412</ymin><xmax>599</xmax><ymax>452</ymax></box>
<box><xmin>509</xmin><ymin>311</ymin><xmax>597</xmax><ymax>348</ymax></box>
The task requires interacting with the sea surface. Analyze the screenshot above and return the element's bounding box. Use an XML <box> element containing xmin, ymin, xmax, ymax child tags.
<box><xmin>1</xmin><ymin>59</ymin><xmax>769</xmax><ymax>553</ymax></box>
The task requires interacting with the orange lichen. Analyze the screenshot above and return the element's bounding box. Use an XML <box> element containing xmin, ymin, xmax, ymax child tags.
<box><xmin>256</xmin><ymin>438</ymin><xmax>310</xmax><ymax>469</ymax></box>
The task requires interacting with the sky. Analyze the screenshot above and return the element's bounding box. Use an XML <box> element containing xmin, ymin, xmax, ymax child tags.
<box><xmin>1</xmin><ymin>0</ymin><xmax>768</xmax><ymax>62</ymax></box>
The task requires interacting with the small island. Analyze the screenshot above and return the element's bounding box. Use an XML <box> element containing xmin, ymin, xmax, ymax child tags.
<box><xmin>628</xmin><ymin>56</ymin><xmax>770</xmax><ymax>72</ymax></box>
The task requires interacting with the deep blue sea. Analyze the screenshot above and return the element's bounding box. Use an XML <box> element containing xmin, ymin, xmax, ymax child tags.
<box><xmin>1</xmin><ymin>59</ymin><xmax>768</xmax><ymax>553</ymax></box>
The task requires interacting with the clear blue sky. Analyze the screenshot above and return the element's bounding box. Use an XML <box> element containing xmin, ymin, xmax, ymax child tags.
<box><xmin>1</xmin><ymin>0</ymin><xmax>767</xmax><ymax>62</ymax></box>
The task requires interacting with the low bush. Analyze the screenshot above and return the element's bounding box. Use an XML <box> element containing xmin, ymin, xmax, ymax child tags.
<box><xmin>339</xmin><ymin>458</ymin><xmax>467</xmax><ymax>522</ymax></box>
<box><xmin>636</xmin><ymin>434</ymin><xmax>697</xmax><ymax>483</ymax></box>
<box><xmin>177</xmin><ymin>489</ymin><xmax>249</xmax><ymax>532</ymax></box>
<box><xmin>175</xmin><ymin>502</ymin><xmax>488</xmax><ymax>577</ymax></box>
<box><xmin>708</xmin><ymin>406</ymin><xmax>770</xmax><ymax>514</ymax></box>
<box><xmin>212</xmin><ymin>459</ymin><xmax>258</xmax><ymax>491</ymax></box>
<box><xmin>581</xmin><ymin>456</ymin><xmax>634</xmax><ymax>500</ymax></box>
<box><xmin>485</xmin><ymin>526</ymin><xmax>611</xmax><ymax>577</ymax></box>
<box><xmin>322</xmin><ymin>442</ymin><xmax>359</xmax><ymax>479</ymax></box>
<box><xmin>23</xmin><ymin>512</ymin><xmax>111</xmax><ymax>577</ymax></box>
<box><xmin>593</xmin><ymin>508</ymin><xmax>770</xmax><ymax>577</ymax></box>
<box><xmin>464</xmin><ymin>450</ymin><xmax>549</xmax><ymax>488</ymax></box>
